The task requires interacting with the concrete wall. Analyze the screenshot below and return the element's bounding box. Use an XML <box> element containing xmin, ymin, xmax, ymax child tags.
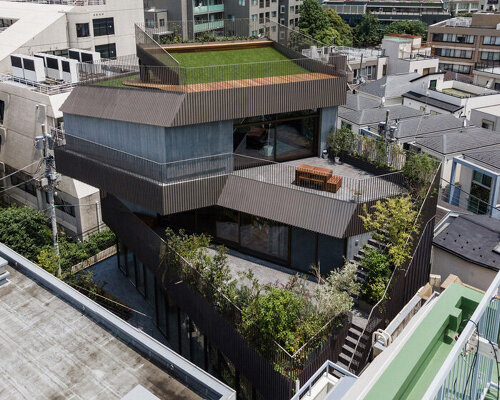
<box><xmin>346</xmin><ymin>231</ymin><xmax>371</xmax><ymax>261</ymax></box>
<box><xmin>402</xmin><ymin>97</ymin><xmax>457</xmax><ymax>116</ymax></box>
<box><xmin>63</xmin><ymin>114</ymin><xmax>234</xmax><ymax>163</ymax></box>
<box><xmin>431</xmin><ymin>246</ymin><xmax>497</xmax><ymax>291</ymax></box>
<box><xmin>470</xmin><ymin>108</ymin><xmax>500</xmax><ymax>132</ymax></box>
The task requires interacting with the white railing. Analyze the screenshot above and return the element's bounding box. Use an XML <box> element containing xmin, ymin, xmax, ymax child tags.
<box><xmin>422</xmin><ymin>271</ymin><xmax>500</xmax><ymax>400</ymax></box>
<box><xmin>0</xmin><ymin>73</ymin><xmax>77</xmax><ymax>95</ymax></box>
<box><xmin>291</xmin><ymin>360</ymin><xmax>357</xmax><ymax>400</ymax></box>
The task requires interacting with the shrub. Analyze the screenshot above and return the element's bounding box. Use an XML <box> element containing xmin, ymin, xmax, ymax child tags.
<box><xmin>327</xmin><ymin>127</ymin><xmax>356</xmax><ymax>156</ymax></box>
<box><xmin>403</xmin><ymin>152</ymin><xmax>439</xmax><ymax>198</ymax></box>
<box><xmin>360</xmin><ymin>248</ymin><xmax>392</xmax><ymax>304</ymax></box>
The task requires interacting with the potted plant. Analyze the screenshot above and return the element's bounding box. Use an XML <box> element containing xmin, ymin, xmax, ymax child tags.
<box><xmin>327</xmin><ymin>127</ymin><xmax>356</xmax><ymax>163</ymax></box>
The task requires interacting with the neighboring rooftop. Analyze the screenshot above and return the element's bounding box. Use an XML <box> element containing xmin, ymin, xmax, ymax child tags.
<box><xmin>402</xmin><ymin>91</ymin><xmax>463</xmax><ymax>113</ymax></box>
<box><xmin>433</xmin><ymin>214</ymin><xmax>500</xmax><ymax>271</ymax></box>
<box><xmin>0</xmin><ymin>245</ymin><xmax>235</xmax><ymax>400</ymax></box>
<box><xmin>393</xmin><ymin>114</ymin><xmax>464</xmax><ymax>140</ymax></box>
<box><xmin>357</xmin><ymin>72</ymin><xmax>420</xmax><ymax>99</ymax></box>
<box><xmin>463</xmin><ymin>146</ymin><xmax>500</xmax><ymax>172</ymax></box>
<box><xmin>343</xmin><ymin>92</ymin><xmax>381</xmax><ymax>111</ymax></box>
<box><xmin>338</xmin><ymin>104</ymin><xmax>423</xmax><ymax>125</ymax></box>
<box><xmin>414</xmin><ymin>127</ymin><xmax>500</xmax><ymax>155</ymax></box>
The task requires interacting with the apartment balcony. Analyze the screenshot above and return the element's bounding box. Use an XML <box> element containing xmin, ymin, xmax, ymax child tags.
<box><xmin>193</xmin><ymin>4</ymin><xmax>225</xmax><ymax>14</ymax></box>
<box><xmin>193</xmin><ymin>20</ymin><xmax>224</xmax><ymax>33</ymax></box>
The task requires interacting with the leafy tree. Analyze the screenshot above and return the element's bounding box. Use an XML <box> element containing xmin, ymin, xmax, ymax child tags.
<box><xmin>298</xmin><ymin>0</ymin><xmax>336</xmax><ymax>45</ymax></box>
<box><xmin>325</xmin><ymin>9</ymin><xmax>353</xmax><ymax>46</ymax></box>
<box><xmin>361</xmin><ymin>196</ymin><xmax>419</xmax><ymax>267</ymax></box>
<box><xmin>37</xmin><ymin>247</ymin><xmax>59</xmax><ymax>275</ymax></box>
<box><xmin>328</xmin><ymin>127</ymin><xmax>356</xmax><ymax>155</ymax></box>
<box><xmin>360</xmin><ymin>248</ymin><xmax>392</xmax><ymax>304</ymax></box>
<box><xmin>0</xmin><ymin>206</ymin><xmax>52</xmax><ymax>261</ymax></box>
<box><xmin>403</xmin><ymin>152</ymin><xmax>439</xmax><ymax>198</ymax></box>
<box><xmin>384</xmin><ymin>20</ymin><xmax>428</xmax><ymax>39</ymax></box>
<box><xmin>354</xmin><ymin>14</ymin><xmax>382</xmax><ymax>47</ymax></box>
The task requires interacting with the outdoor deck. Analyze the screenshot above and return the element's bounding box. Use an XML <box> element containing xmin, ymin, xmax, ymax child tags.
<box><xmin>122</xmin><ymin>72</ymin><xmax>337</xmax><ymax>92</ymax></box>
<box><xmin>233</xmin><ymin>157</ymin><xmax>405</xmax><ymax>203</ymax></box>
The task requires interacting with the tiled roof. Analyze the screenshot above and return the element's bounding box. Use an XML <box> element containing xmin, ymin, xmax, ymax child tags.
<box><xmin>394</xmin><ymin>114</ymin><xmax>464</xmax><ymax>140</ymax></box>
<box><xmin>343</xmin><ymin>93</ymin><xmax>381</xmax><ymax>111</ymax></box>
<box><xmin>415</xmin><ymin>127</ymin><xmax>500</xmax><ymax>154</ymax></box>
<box><xmin>339</xmin><ymin>104</ymin><xmax>423</xmax><ymax>125</ymax></box>
<box><xmin>357</xmin><ymin>72</ymin><xmax>420</xmax><ymax>99</ymax></box>
<box><xmin>463</xmin><ymin>147</ymin><xmax>500</xmax><ymax>172</ymax></box>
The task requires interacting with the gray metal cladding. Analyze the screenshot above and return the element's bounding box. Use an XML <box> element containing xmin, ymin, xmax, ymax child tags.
<box><xmin>217</xmin><ymin>175</ymin><xmax>358</xmax><ymax>238</ymax></box>
<box><xmin>61</xmin><ymin>77</ymin><xmax>347</xmax><ymax>128</ymax></box>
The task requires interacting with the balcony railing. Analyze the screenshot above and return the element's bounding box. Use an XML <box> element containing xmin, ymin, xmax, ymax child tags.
<box><xmin>193</xmin><ymin>4</ymin><xmax>224</xmax><ymax>14</ymax></box>
<box><xmin>193</xmin><ymin>20</ymin><xmax>225</xmax><ymax>32</ymax></box>
<box><xmin>54</xmin><ymin>130</ymin><xmax>407</xmax><ymax>205</ymax></box>
<box><xmin>422</xmin><ymin>271</ymin><xmax>500</xmax><ymax>400</ymax></box>
<box><xmin>0</xmin><ymin>73</ymin><xmax>78</xmax><ymax>95</ymax></box>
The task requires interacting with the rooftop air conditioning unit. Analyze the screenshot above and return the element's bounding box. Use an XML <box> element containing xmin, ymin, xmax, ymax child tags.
<box><xmin>68</xmin><ymin>49</ymin><xmax>101</xmax><ymax>63</ymax></box>
<box><xmin>44</xmin><ymin>55</ymin><xmax>64</xmax><ymax>80</ymax></box>
<box><xmin>10</xmin><ymin>55</ymin><xmax>45</xmax><ymax>82</ymax></box>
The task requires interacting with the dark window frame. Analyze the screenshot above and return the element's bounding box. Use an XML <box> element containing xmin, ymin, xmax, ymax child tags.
<box><xmin>76</xmin><ymin>22</ymin><xmax>90</xmax><ymax>38</ymax></box>
<box><xmin>92</xmin><ymin>17</ymin><xmax>115</xmax><ymax>36</ymax></box>
<box><xmin>95</xmin><ymin>43</ymin><xmax>117</xmax><ymax>59</ymax></box>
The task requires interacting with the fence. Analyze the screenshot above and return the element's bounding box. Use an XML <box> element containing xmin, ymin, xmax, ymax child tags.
<box><xmin>0</xmin><ymin>73</ymin><xmax>78</xmax><ymax>95</ymax></box>
<box><xmin>348</xmin><ymin>164</ymin><xmax>441</xmax><ymax>375</ymax></box>
<box><xmin>440</xmin><ymin>178</ymin><xmax>500</xmax><ymax>217</ymax></box>
<box><xmin>55</xmin><ymin>129</ymin><xmax>407</xmax><ymax>205</ymax></box>
<box><xmin>102</xmin><ymin>194</ymin><xmax>353</xmax><ymax>399</ymax></box>
<box><xmin>422</xmin><ymin>271</ymin><xmax>500</xmax><ymax>400</ymax></box>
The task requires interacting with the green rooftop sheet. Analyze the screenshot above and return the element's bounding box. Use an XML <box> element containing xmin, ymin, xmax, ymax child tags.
<box><xmin>365</xmin><ymin>283</ymin><xmax>483</xmax><ymax>400</ymax></box>
<box><xmin>172</xmin><ymin>47</ymin><xmax>309</xmax><ymax>84</ymax></box>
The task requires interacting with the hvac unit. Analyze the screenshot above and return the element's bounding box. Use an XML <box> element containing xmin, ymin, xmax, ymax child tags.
<box><xmin>0</xmin><ymin>127</ymin><xmax>6</xmax><ymax>152</ymax></box>
<box><xmin>61</xmin><ymin>59</ymin><xmax>79</xmax><ymax>83</ymax></box>
<box><xmin>68</xmin><ymin>49</ymin><xmax>101</xmax><ymax>63</ymax></box>
<box><xmin>10</xmin><ymin>55</ymin><xmax>46</xmax><ymax>82</ymax></box>
<box><xmin>44</xmin><ymin>55</ymin><xmax>64</xmax><ymax>80</ymax></box>
<box><xmin>34</xmin><ymin>53</ymin><xmax>47</xmax><ymax>67</ymax></box>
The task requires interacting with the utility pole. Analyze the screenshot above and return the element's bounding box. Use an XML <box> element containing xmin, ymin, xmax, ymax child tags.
<box><xmin>35</xmin><ymin>124</ymin><xmax>61</xmax><ymax>276</ymax></box>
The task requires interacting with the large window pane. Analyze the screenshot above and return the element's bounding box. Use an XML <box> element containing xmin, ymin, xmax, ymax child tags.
<box><xmin>290</xmin><ymin>227</ymin><xmax>316</xmax><ymax>274</ymax></box>
<box><xmin>275</xmin><ymin>117</ymin><xmax>316</xmax><ymax>161</ymax></box>
<box><xmin>233</xmin><ymin>123</ymin><xmax>274</xmax><ymax>160</ymax></box>
<box><xmin>136</xmin><ymin>258</ymin><xmax>145</xmax><ymax>296</ymax></box>
<box><xmin>92</xmin><ymin>17</ymin><xmax>114</xmax><ymax>36</ymax></box>
<box><xmin>240</xmin><ymin>214</ymin><xmax>288</xmax><ymax>262</ymax></box>
<box><xmin>317</xmin><ymin>234</ymin><xmax>345</xmax><ymax>276</ymax></box>
<box><xmin>215</xmin><ymin>208</ymin><xmax>239</xmax><ymax>243</ymax></box>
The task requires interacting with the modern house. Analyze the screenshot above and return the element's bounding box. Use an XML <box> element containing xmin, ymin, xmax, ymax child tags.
<box><xmin>0</xmin><ymin>245</ymin><xmax>236</xmax><ymax>400</ymax></box>
<box><xmin>356</xmin><ymin>72</ymin><xmax>422</xmax><ymax>106</ymax></box>
<box><xmin>401</xmin><ymin>71</ymin><xmax>500</xmax><ymax>118</ymax></box>
<box><xmin>432</xmin><ymin>213</ymin><xmax>500</xmax><ymax>290</ymax></box>
<box><xmin>51</xmin><ymin>22</ymin><xmax>433</xmax><ymax>398</ymax></box>
<box><xmin>473</xmin><ymin>64</ymin><xmax>500</xmax><ymax>89</ymax></box>
<box><xmin>448</xmin><ymin>146</ymin><xmax>500</xmax><ymax>216</ymax></box>
<box><xmin>293</xmin><ymin>271</ymin><xmax>500</xmax><ymax>400</ymax></box>
<box><xmin>429</xmin><ymin>13</ymin><xmax>500</xmax><ymax>76</ymax></box>
<box><xmin>322</xmin><ymin>0</ymin><xmax>450</xmax><ymax>26</ymax></box>
<box><xmin>0</xmin><ymin>0</ymin><xmax>144</xmax><ymax>71</ymax></box>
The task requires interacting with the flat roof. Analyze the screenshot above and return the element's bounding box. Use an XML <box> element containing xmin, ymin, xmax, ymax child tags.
<box><xmin>363</xmin><ymin>283</ymin><xmax>483</xmax><ymax>400</ymax></box>
<box><xmin>474</xmin><ymin>104</ymin><xmax>500</xmax><ymax>117</ymax></box>
<box><xmin>0</xmin><ymin>262</ymin><xmax>203</xmax><ymax>399</ymax></box>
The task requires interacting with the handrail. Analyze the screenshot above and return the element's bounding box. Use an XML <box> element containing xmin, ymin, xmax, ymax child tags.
<box><xmin>421</xmin><ymin>271</ymin><xmax>500</xmax><ymax>399</ymax></box>
<box><xmin>347</xmin><ymin>163</ymin><xmax>442</xmax><ymax>371</ymax></box>
<box><xmin>290</xmin><ymin>360</ymin><xmax>357</xmax><ymax>400</ymax></box>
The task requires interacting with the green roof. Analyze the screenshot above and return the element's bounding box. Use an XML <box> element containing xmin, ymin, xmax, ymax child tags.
<box><xmin>365</xmin><ymin>283</ymin><xmax>483</xmax><ymax>400</ymax></box>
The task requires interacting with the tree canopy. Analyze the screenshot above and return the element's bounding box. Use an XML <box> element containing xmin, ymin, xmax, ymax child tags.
<box><xmin>298</xmin><ymin>0</ymin><xmax>353</xmax><ymax>46</ymax></box>
<box><xmin>353</xmin><ymin>14</ymin><xmax>382</xmax><ymax>47</ymax></box>
<box><xmin>0</xmin><ymin>206</ymin><xmax>52</xmax><ymax>260</ymax></box>
<box><xmin>383</xmin><ymin>20</ymin><xmax>428</xmax><ymax>39</ymax></box>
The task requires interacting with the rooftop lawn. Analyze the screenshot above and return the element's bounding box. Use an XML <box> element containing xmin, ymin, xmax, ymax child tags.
<box><xmin>173</xmin><ymin>47</ymin><xmax>309</xmax><ymax>84</ymax></box>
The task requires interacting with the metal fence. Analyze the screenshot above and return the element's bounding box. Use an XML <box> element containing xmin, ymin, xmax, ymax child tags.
<box><xmin>0</xmin><ymin>73</ymin><xmax>78</xmax><ymax>95</ymax></box>
<box><xmin>422</xmin><ymin>271</ymin><xmax>500</xmax><ymax>400</ymax></box>
<box><xmin>55</xmin><ymin>129</ymin><xmax>407</xmax><ymax>204</ymax></box>
<box><xmin>348</xmin><ymin>164</ymin><xmax>441</xmax><ymax>374</ymax></box>
<box><xmin>440</xmin><ymin>178</ymin><xmax>500</xmax><ymax>218</ymax></box>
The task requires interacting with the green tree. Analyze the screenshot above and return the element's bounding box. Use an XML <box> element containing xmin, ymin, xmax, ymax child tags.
<box><xmin>298</xmin><ymin>0</ymin><xmax>336</xmax><ymax>45</ymax></box>
<box><xmin>327</xmin><ymin>126</ymin><xmax>356</xmax><ymax>156</ymax></box>
<box><xmin>360</xmin><ymin>248</ymin><xmax>392</xmax><ymax>304</ymax></box>
<box><xmin>403</xmin><ymin>152</ymin><xmax>439</xmax><ymax>198</ymax></box>
<box><xmin>37</xmin><ymin>247</ymin><xmax>59</xmax><ymax>275</ymax></box>
<box><xmin>0</xmin><ymin>206</ymin><xmax>52</xmax><ymax>260</ymax></box>
<box><xmin>360</xmin><ymin>196</ymin><xmax>419</xmax><ymax>267</ymax></box>
<box><xmin>354</xmin><ymin>14</ymin><xmax>382</xmax><ymax>47</ymax></box>
<box><xmin>325</xmin><ymin>9</ymin><xmax>353</xmax><ymax>46</ymax></box>
<box><xmin>383</xmin><ymin>20</ymin><xmax>428</xmax><ymax>39</ymax></box>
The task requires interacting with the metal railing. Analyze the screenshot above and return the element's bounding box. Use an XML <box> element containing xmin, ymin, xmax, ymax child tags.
<box><xmin>290</xmin><ymin>360</ymin><xmax>358</xmax><ymax>400</ymax></box>
<box><xmin>422</xmin><ymin>271</ymin><xmax>500</xmax><ymax>400</ymax></box>
<box><xmin>2</xmin><ymin>0</ymin><xmax>105</xmax><ymax>4</ymax></box>
<box><xmin>439</xmin><ymin>178</ymin><xmax>500</xmax><ymax>218</ymax></box>
<box><xmin>55</xmin><ymin>129</ymin><xmax>407</xmax><ymax>204</ymax></box>
<box><xmin>0</xmin><ymin>73</ymin><xmax>78</xmax><ymax>95</ymax></box>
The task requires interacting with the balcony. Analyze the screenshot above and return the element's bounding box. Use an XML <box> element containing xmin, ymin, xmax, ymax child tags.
<box><xmin>193</xmin><ymin>4</ymin><xmax>225</xmax><ymax>14</ymax></box>
<box><xmin>194</xmin><ymin>20</ymin><xmax>224</xmax><ymax>33</ymax></box>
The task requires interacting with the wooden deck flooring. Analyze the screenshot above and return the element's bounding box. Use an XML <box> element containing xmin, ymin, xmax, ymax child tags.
<box><xmin>122</xmin><ymin>73</ymin><xmax>337</xmax><ymax>93</ymax></box>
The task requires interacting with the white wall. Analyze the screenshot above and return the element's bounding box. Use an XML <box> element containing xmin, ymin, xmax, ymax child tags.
<box><xmin>431</xmin><ymin>246</ymin><xmax>497</xmax><ymax>291</ymax></box>
<box><xmin>470</xmin><ymin>108</ymin><xmax>500</xmax><ymax>132</ymax></box>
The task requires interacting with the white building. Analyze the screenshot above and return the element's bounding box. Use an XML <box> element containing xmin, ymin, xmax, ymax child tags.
<box><xmin>0</xmin><ymin>0</ymin><xmax>144</xmax><ymax>72</ymax></box>
<box><xmin>470</xmin><ymin>104</ymin><xmax>500</xmax><ymax>131</ymax></box>
<box><xmin>402</xmin><ymin>72</ymin><xmax>500</xmax><ymax>119</ymax></box>
<box><xmin>0</xmin><ymin>76</ymin><xmax>102</xmax><ymax>239</ymax></box>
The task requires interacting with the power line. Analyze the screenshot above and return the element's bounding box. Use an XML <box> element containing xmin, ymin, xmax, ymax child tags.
<box><xmin>0</xmin><ymin>159</ymin><xmax>43</xmax><ymax>181</ymax></box>
<box><xmin>0</xmin><ymin>174</ymin><xmax>44</xmax><ymax>195</ymax></box>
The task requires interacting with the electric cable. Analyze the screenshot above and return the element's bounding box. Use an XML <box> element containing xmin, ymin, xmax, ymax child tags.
<box><xmin>462</xmin><ymin>320</ymin><xmax>481</xmax><ymax>399</ymax></box>
<box><xmin>0</xmin><ymin>174</ymin><xmax>45</xmax><ymax>195</ymax></box>
<box><xmin>0</xmin><ymin>159</ymin><xmax>42</xmax><ymax>181</ymax></box>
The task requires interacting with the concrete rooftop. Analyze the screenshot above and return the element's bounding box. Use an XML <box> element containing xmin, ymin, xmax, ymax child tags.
<box><xmin>0</xmin><ymin>264</ymin><xmax>202</xmax><ymax>400</ymax></box>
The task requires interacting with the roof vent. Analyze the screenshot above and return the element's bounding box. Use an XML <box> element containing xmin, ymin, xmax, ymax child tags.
<box><xmin>494</xmin><ymin>242</ymin><xmax>500</xmax><ymax>255</ymax></box>
<box><xmin>0</xmin><ymin>257</ymin><xmax>10</xmax><ymax>287</ymax></box>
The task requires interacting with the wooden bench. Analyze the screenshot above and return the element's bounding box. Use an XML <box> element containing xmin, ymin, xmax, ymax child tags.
<box><xmin>295</xmin><ymin>164</ymin><xmax>333</xmax><ymax>190</ymax></box>
<box><xmin>326</xmin><ymin>176</ymin><xmax>342</xmax><ymax>193</ymax></box>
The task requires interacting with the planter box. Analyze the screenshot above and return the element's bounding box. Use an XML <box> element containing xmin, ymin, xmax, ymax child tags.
<box><xmin>339</xmin><ymin>153</ymin><xmax>393</xmax><ymax>176</ymax></box>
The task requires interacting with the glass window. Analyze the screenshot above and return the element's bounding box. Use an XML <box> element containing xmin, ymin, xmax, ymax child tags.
<box><xmin>317</xmin><ymin>234</ymin><xmax>345</xmax><ymax>276</ymax></box>
<box><xmin>95</xmin><ymin>43</ymin><xmax>116</xmax><ymax>59</ymax></box>
<box><xmin>0</xmin><ymin>100</ymin><xmax>4</xmax><ymax>124</ymax></box>
<box><xmin>76</xmin><ymin>23</ymin><xmax>90</xmax><ymax>38</ymax></box>
<box><xmin>92</xmin><ymin>17</ymin><xmax>114</xmax><ymax>36</ymax></box>
<box><xmin>483</xmin><ymin>36</ymin><xmax>500</xmax><ymax>45</ymax></box>
<box><xmin>240</xmin><ymin>214</ymin><xmax>288</xmax><ymax>262</ymax></box>
<box><xmin>482</xmin><ymin>120</ymin><xmax>494</xmax><ymax>130</ymax></box>
<box><xmin>156</xmin><ymin>285</ymin><xmax>167</xmax><ymax>336</ymax></box>
<box><xmin>127</xmin><ymin>252</ymin><xmax>136</xmax><ymax>285</ymax></box>
<box><xmin>118</xmin><ymin>242</ymin><xmax>127</xmax><ymax>274</ymax></box>
<box><xmin>6</xmin><ymin>165</ymin><xmax>37</xmax><ymax>197</ymax></box>
<box><xmin>472</xmin><ymin>170</ymin><xmax>492</xmax><ymax>187</ymax></box>
<box><xmin>145</xmin><ymin>266</ymin><xmax>155</xmax><ymax>306</ymax></box>
<box><xmin>481</xmin><ymin>51</ymin><xmax>500</xmax><ymax>61</ymax></box>
<box><xmin>136</xmin><ymin>258</ymin><xmax>145</xmax><ymax>296</ymax></box>
<box><xmin>275</xmin><ymin>116</ymin><xmax>316</xmax><ymax>161</ymax></box>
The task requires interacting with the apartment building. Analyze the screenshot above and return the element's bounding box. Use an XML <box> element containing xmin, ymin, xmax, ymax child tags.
<box><xmin>322</xmin><ymin>0</ymin><xmax>450</xmax><ymax>26</ymax></box>
<box><xmin>429</xmin><ymin>13</ymin><xmax>500</xmax><ymax>76</ymax></box>
<box><xmin>0</xmin><ymin>0</ymin><xmax>144</xmax><ymax>72</ymax></box>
